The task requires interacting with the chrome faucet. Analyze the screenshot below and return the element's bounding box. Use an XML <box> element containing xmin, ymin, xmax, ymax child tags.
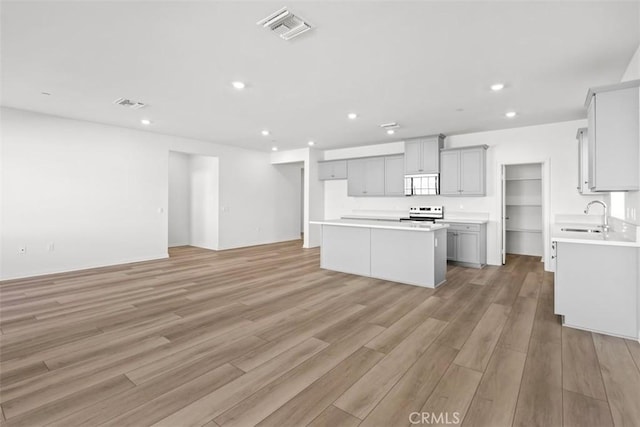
<box><xmin>584</xmin><ymin>200</ymin><xmax>609</xmax><ymax>231</ymax></box>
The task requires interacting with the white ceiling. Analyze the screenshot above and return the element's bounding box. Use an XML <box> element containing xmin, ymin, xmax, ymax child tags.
<box><xmin>1</xmin><ymin>1</ymin><xmax>639</xmax><ymax>151</ymax></box>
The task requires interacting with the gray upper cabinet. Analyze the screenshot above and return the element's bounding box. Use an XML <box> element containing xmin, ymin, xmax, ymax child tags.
<box><xmin>585</xmin><ymin>80</ymin><xmax>640</xmax><ymax>191</ymax></box>
<box><xmin>460</xmin><ymin>148</ymin><xmax>485</xmax><ymax>195</ymax></box>
<box><xmin>318</xmin><ymin>160</ymin><xmax>347</xmax><ymax>180</ymax></box>
<box><xmin>440</xmin><ymin>145</ymin><xmax>488</xmax><ymax>196</ymax></box>
<box><xmin>347</xmin><ymin>157</ymin><xmax>385</xmax><ymax>196</ymax></box>
<box><xmin>440</xmin><ymin>150</ymin><xmax>460</xmax><ymax>195</ymax></box>
<box><xmin>576</xmin><ymin>128</ymin><xmax>597</xmax><ymax>195</ymax></box>
<box><xmin>404</xmin><ymin>135</ymin><xmax>444</xmax><ymax>175</ymax></box>
<box><xmin>384</xmin><ymin>155</ymin><xmax>405</xmax><ymax>196</ymax></box>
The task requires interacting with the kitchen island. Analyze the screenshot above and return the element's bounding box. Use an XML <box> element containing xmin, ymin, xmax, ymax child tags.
<box><xmin>310</xmin><ymin>219</ymin><xmax>449</xmax><ymax>288</ymax></box>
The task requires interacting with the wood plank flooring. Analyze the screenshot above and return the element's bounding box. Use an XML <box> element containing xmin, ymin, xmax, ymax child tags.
<box><xmin>1</xmin><ymin>242</ymin><xmax>639</xmax><ymax>427</ymax></box>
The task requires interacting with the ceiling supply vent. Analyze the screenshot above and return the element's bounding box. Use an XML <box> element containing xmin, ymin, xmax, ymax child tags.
<box><xmin>257</xmin><ymin>7</ymin><xmax>312</xmax><ymax>41</ymax></box>
<box><xmin>113</xmin><ymin>97</ymin><xmax>146</xmax><ymax>110</ymax></box>
<box><xmin>380</xmin><ymin>122</ymin><xmax>400</xmax><ymax>130</ymax></box>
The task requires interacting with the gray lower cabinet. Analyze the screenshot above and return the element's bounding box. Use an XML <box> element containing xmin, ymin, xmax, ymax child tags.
<box><xmin>347</xmin><ymin>157</ymin><xmax>385</xmax><ymax>196</ymax></box>
<box><xmin>440</xmin><ymin>145</ymin><xmax>488</xmax><ymax>196</ymax></box>
<box><xmin>442</xmin><ymin>222</ymin><xmax>487</xmax><ymax>268</ymax></box>
<box><xmin>404</xmin><ymin>134</ymin><xmax>444</xmax><ymax>175</ymax></box>
<box><xmin>318</xmin><ymin>160</ymin><xmax>347</xmax><ymax>180</ymax></box>
<box><xmin>553</xmin><ymin>241</ymin><xmax>638</xmax><ymax>339</ymax></box>
<box><xmin>586</xmin><ymin>80</ymin><xmax>639</xmax><ymax>191</ymax></box>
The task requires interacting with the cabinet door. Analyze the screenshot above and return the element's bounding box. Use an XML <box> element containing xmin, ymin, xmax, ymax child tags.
<box><xmin>318</xmin><ymin>162</ymin><xmax>334</xmax><ymax>180</ymax></box>
<box><xmin>440</xmin><ymin>151</ymin><xmax>460</xmax><ymax>195</ymax></box>
<box><xmin>460</xmin><ymin>148</ymin><xmax>485</xmax><ymax>195</ymax></box>
<box><xmin>577</xmin><ymin>135</ymin><xmax>582</xmax><ymax>192</ymax></box>
<box><xmin>319</xmin><ymin>160</ymin><xmax>348</xmax><ymax>180</ymax></box>
<box><xmin>404</xmin><ymin>140</ymin><xmax>423</xmax><ymax>174</ymax></box>
<box><xmin>456</xmin><ymin>232</ymin><xmax>479</xmax><ymax>264</ymax></box>
<box><xmin>332</xmin><ymin>160</ymin><xmax>347</xmax><ymax>179</ymax></box>
<box><xmin>446</xmin><ymin>231</ymin><xmax>457</xmax><ymax>261</ymax></box>
<box><xmin>421</xmin><ymin>138</ymin><xmax>441</xmax><ymax>173</ymax></box>
<box><xmin>577</xmin><ymin>130</ymin><xmax>596</xmax><ymax>194</ymax></box>
<box><xmin>364</xmin><ymin>157</ymin><xmax>386</xmax><ymax>196</ymax></box>
<box><xmin>347</xmin><ymin>159</ymin><xmax>366</xmax><ymax>196</ymax></box>
<box><xmin>587</xmin><ymin>98</ymin><xmax>596</xmax><ymax>189</ymax></box>
<box><xmin>591</xmin><ymin>87</ymin><xmax>640</xmax><ymax>191</ymax></box>
<box><xmin>384</xmin><ymin>155</ymin><xmax>405</xmax><ymax>196</ymax></box>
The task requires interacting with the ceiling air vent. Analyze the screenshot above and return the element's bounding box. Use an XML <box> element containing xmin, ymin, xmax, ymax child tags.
<box><xmin>380</xmin><ymin>122</ymin><xmax>400</xmax><ymax>130</ymax></box>
<box><xmin>257</xmin><ymin>7</ymin><xmax>312</xmax><ymax>41</ymax></box>
<box><xmin>113</xmin><ymin>97</ymin><xmax>146</xmax><ymax>110</ymax></box>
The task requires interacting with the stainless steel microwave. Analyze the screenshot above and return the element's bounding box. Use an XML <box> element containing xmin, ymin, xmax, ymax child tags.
<box><xmin>404</xmin><ymin>174</ymin><xmax>440</xmax><ymax>196</ymax></box>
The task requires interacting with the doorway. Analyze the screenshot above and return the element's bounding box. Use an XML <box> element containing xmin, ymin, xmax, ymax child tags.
<box><xmin>501</xmin><ymin>163</ymin><xmax>544</xmax><ymax>264</ymax></box>
<box><xmin>168</xmin><ymin>151</ymin><xmax>219</xmax><ymax>250</ymax></box>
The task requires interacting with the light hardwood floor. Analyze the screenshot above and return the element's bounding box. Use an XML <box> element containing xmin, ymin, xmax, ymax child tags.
<box><xmin>1</xmin><ymin>241</ymin><xmax>639</xmax><ymax>426</ymax></box>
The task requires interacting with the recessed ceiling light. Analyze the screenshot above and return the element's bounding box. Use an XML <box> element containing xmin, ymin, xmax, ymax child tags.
<box><xmin>308</xmin><ymin>141</ymin><xmax>315</xmax><ymax>146</ymax></box>
<box><xmin>386</xmin><ymin>129</ymin><xmax>395</xmax><ymax>135</ymax></box>
<box><xmin>272</xmin><ymin>146</ymin><xmax>278</xmax><ymax>151</ymax></box>
<box><xmin>347</xmin><ymin>113</ymin><xmax>358</xmax><ymax>120</ymax></box>
<box><xmin>261</xmin><ymin>130</ymin><xmax>270</xmax><ymax>136</ymax></box>
<box><xmin>141</xmin><ymin>119</ymin><xmax>152</xmax><ymax>125</ymax></box>
<box><xmin>505</xmin><ymin>111</ymin><xmax>517</xmax><ymax>118</ymax></box>
<box><xmin>491</xmin><ymin>83</ymin><xmax>505</xmax><ymax>91</ymax></box>
<box><xmin>232</xmin><ymin>81</ymin><xmax>246</xmax><ymax>90</ymax></box>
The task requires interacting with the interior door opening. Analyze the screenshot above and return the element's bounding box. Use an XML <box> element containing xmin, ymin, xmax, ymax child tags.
<box><xmin>168</xmin><ymin>151</ymin><xmax>219</xmax><ymax>251</ymax></box>
<box><xmin>501</xmin><ymin>163</ymin><xmax>544</xmax><ymax>265</ymax></box>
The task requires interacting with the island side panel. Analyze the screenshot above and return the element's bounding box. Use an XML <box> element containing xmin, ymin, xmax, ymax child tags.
<box><xmin>320</xmin><ymin>225</ymin><xmax>371</xmax><ymax>277</ymax></box>
<box><xmin>370</xmin><ymin>228</ymin><xmax>438</xmax><ymax>288</ymax></box>
<box><xmin>433</xmin><ymin>228</ymin><xmax>447</xmax><ymax>286</ymax></box>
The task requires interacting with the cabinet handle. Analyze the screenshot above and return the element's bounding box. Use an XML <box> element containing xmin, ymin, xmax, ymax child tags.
<box><xmin>418</xmin><ymin>169</ymin><xmax>424</xmax><ymax>172</ymax></box>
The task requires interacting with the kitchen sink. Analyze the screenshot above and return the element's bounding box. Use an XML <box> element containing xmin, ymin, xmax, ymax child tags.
<box><xmin>561</xmin><ymin>227</ymin><xmax>602</xmax><ymax>233</ymax></box>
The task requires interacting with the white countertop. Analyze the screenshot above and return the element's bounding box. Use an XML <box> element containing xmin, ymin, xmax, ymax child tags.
<box><xmin>310</xmin><ymin>219</ymin><xmax>449</xmax><ymax>232</ymax></box>
<box><xmin>436</xmin><ymin>218</ymin><xmax>489</xmax><ymax>225</ymax></box>
<box><xmin>341</xmin><ymin>212</ymin><xmax>489</xmax><ymax>224</ymax></box>
<box><xmin>552</xmin><ymin>223</ymin><xmax>640</xmax><ymax>247</ymax></box>
<box><xmin>341</xmin><ymin>214</ymin><xmax>403</xmax><ymax>221</ymax></box>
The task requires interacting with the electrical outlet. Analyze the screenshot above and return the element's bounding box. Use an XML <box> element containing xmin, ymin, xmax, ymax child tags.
<box><xmin>48</xmin><ymin>242</ymin><xmax>55</xmax><ymax>252</ymax></box>
<box><xmin>18</xmin><ymin>246</ymin><xmax>26</xmax><ymax>254</ymax></box>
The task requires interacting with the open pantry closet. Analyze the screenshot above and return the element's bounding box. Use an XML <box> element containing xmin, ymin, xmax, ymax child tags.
<box><xmin>503</xmin><ymin>163</ymin><xmax>543</xmax><ymax>259</ymax></box>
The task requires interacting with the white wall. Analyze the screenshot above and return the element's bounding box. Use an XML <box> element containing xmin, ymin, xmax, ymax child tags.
<box><xmin>189</xmin><ymin>155</ymin><xmax>219</xmax><ymax>250</ymax></box>
<box><xmin>323</xmin><ymin>120</ymin><xmax>602</xmax><ymax>267</ymax></box>
<box><xmin>168</xmin><ymin>151</ymin><xmax>191</xmax><ymax>247</ymax></box>
<box><xmin>1</xmin><ymin>107</ymin><xmax>303</xmax><ymax>279</ymax></box>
